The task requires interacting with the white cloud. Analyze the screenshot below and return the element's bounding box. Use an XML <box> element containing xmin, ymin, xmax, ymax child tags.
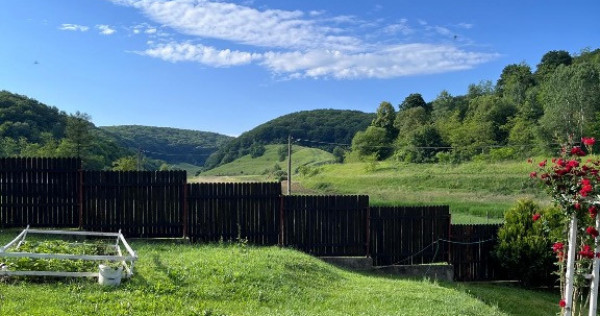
<box><xmin>110</xmin><ymin>0</ymin><xmax>361</xmax><ymax>51</ymax></box>
<box><xmin>140</xmin><ymin>42</ymin><xmax>261</xmax><ymax>67</ymax></box>
<box><xmin>382</xmin><ymin>19</ymin><xmax>413</xmax><ymax>36</ymax></box>
<box><xmin>59</xmin><ymin>23</ymin><xmax>89</xmax><ymax>32</ymax></box>
<box><xmin>261</xmin><ymin>44</ymin><xmax>498</xmax><ymax>79</ymax></box>
<box><xmin>458</xmin><ymin>23</ymin><xmax>474</xmax><ymax>29</ymax></box>
<box><xmin>139</xmin><ymin>42</ymin><xmax>498</xmax><ymax>79</ymax></box>
<box><xmin>110</xmin><ymin>0</ymin><xmax>498</xmax><ymax>79</ymax></box>
<box><xmin>97</xmin><ymin>24</ymin><xmax>116</xmax><ymax>35</ymax></box>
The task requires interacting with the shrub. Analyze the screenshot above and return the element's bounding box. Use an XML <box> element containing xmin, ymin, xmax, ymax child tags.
<box><xmin>494</xmin><ymin>199</ymin><xmax>561</xmax><ymax>287</ymax></box>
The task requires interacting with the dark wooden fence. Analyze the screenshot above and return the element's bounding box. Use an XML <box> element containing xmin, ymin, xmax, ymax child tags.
<box><xmin>370</xmin><ymin>206</ymin><xmax>450</xmax><ymax>266</ymax></box>
<box><xmin>0</xmin><ymin>158</ymin><xmax>507</xmax><ymax>282</ymax></box>
<box><xmin>188</xmin><ymin>182</ymin><xmax>281</xmax><ymax>244</ymax></box>
<box><xmin>0</xmin><ymin>157</ymin><xmax>80</xmax><ymax>227</ymax></box>
<box><xmin>282</xmin><ymin>195</ymin><xmax>369</xmax><ymax>256</ymax></box>
<box><xmin>449</xmin><ymin>224</ymin><xmax>505</xmax><ymax>281</ymax></box>
<box><xmin>82</xmin><ymin>171</ymin><xmax>186</xmax><ymax>237</ymax></box>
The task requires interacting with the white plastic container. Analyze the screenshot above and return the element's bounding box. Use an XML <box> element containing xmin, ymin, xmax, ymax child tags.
<box><xmin>98</xmin><ymin>264</ymin><xmax>123</xmax><ymax>286</ymax></box>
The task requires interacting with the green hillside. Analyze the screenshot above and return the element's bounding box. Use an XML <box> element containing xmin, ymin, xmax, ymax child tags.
<box><xmin>0</xmin><ymin>90</ymin><xmax>131</xmax><ymax>169</ymax></box>
<box><xmin>195</xmin><ymin>144</ymin><xmax>335</xmax><ymax>180</ymax></box>
<box><xmin>101</xmin><ymin>125</ymin><xmax>233</xmax><ymax>166</ymax></box>
<box><xmin>205</xmin><ymin>109</ymin><xmax>373</xmax><ymax>169</ymax></box>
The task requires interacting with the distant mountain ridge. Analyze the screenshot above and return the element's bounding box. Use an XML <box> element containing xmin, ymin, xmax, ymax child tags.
<box><xmin>100</xmin><ymin>125</ymin><xmax>233</xmax><ymax>166</ymax></box>
<box><xmin>205</xmin><ymin>109</ymin><xmax>375</xmax><ymax>169</ymax></box>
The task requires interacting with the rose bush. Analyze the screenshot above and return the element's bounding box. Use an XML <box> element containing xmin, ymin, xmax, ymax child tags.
<box><xmin>531</xmin><ymin>137</ymin><xmax>599</xmax><ymax>315</ymax></box>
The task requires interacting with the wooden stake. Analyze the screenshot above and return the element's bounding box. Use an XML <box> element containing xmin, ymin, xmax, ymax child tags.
<box><xmin>589</xmin><ymin>214</ymin><xmax>600</xmax><ymax>316</ymax></box>
<box><xmin>565</xmin><ymin>215</ymin><xmax>578</xmax><ymax>316</ymax></box>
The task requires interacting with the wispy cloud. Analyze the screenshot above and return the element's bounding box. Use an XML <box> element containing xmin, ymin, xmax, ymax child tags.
<box><xmin>111</xmin><ymin>0</ymin><xmax>497</xmax><ymax>79</ymax></box>
<box><xmin>141</xmin><ymin>42</ymin><xmax>260</xmax><ymax>67</ymax></box>
<box><xmin>59</xmin><ymin>23</ymin><xmax>89</xmax><ymax>32</ymax></box>
<box><xmin>97</xmin><ymin>24</ymin><xmax>116</xmax><ymax>35</ymax></box>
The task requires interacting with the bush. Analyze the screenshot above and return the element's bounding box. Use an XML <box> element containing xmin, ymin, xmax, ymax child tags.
<box><xmin>494</xmin><ymin>199</ymin><xmax>561</xmax><ymax>287</ymax></box>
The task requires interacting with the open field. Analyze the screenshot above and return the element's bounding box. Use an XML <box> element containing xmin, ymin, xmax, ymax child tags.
<box><xmin>193</xmin><ymin>154</ymin><xmax>550</xmax><ymax>223</ymax></box>
<box><xmin>193</xmin><ymin>145</ymin><xmax>335</xmax><ymax>179</ymax></box>
<box><xmin>0</xmin><ymin>230</ymin><xmax>559</xmax><ymax>316</ymax></box>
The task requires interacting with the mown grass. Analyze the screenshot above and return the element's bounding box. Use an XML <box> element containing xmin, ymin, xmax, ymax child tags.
<box><xmin>0</xmin><ymin>231</ymin><xmax>560</xmax><ymax>316</ymax></box>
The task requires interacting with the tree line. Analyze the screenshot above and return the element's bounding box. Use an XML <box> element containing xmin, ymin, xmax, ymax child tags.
<box><xmin>0</xmin><ymin>91</ymin><xmax>155</xmax><ymax>170</ymax></box>
<box><xmin>351</xmin><ymin>48</ymin><xmax>600</xmax><ymax>163</ymax></box>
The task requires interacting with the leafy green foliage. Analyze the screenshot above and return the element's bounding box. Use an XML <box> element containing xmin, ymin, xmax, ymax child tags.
<box><xmin>2</xmin><ymin>240</ymin><xmax>117</xmax><ymax>274</ymax></box>
<box><xmin>351</xmin><ymin>126</ymin><xmax>392</xmax><ymax>159</ymax></box>
<box><xmin>494</xmin><ymin>199</ymin><xmax>561</xmax><ymax>287</ymax></box>
<box><xmin>249</xmin><ymin>142</ymin><xmax>266</xmax><ymax>158</ymax></box>
<box><xmin>349</xmin><ymin>48</ymin><xmax>600</xmax><ymax>163</ymax></box>
<box><xmin>112</xmin><ymin>156</ymin><xmax>138</xmax><ymax>171</ymax></box>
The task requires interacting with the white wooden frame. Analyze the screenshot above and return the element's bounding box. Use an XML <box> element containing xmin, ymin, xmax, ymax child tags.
<box><xmin>0</xmin><ymin>226</ymin><xmax>138</xmax><ymax>278</ymax></box>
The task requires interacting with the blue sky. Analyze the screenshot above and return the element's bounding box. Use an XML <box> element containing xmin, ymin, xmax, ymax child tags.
<box><xmin>1</xmin><ymin>1</ymin><xmax>598</xmax><ymax>136</ymax></box>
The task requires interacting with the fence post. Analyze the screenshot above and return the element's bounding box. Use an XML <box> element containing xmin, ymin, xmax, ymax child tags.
<box><xmin>366</xmin><ymin>205</ymin><xmax>370</xmax><ymax>258</ymax></box>
<box><xmin>78</xmin><ymin>161</ymin><xmax>83</xmax><ymax>230</ymax></box>
<box><xmin>448</xmin><ymin>214</ymin><xmax>452</xmax><ymax>264</ymax></box>
<box><xmin>182</xmin><ymin>181</ymin><xmax>189</xmax><ymax>239</ymax></box>
<box><xmin>279</xmin><ymin>195</ymin><xmax>285</xmax><ymax>246</ymax></box>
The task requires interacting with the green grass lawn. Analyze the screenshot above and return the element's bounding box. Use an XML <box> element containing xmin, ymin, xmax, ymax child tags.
<box><xmin>0</xmin><ymin>231</ymin><xmax>560</xmax><ymax>316</ymax></box>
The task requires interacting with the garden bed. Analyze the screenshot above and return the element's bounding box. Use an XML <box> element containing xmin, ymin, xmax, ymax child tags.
<box><xmin>0</xmin><ymin>226</ymin><xmax>137</xmax><ymax>279</ymax></box>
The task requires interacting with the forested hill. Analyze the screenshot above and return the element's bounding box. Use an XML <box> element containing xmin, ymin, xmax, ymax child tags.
<box><xmin>101</xmin><ymin>125</ymin><xmax>233</xmax><ymax>165</ymax></box>
<box><xmin>0</xmin><ymin>90</ymin><xmax>131</xmax><ymax>169</ymax></box>
<box><xmin>204</xmin><ymin>109</ymin><xmax>374</xmax><ymax>169</ymax></box>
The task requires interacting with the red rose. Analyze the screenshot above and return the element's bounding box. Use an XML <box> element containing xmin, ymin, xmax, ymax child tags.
<box><xmin>559</xmin><ymin>299</ymin><xmax>566</xmax><ymax>308</ymax></box>
<box><xmin>529</xmin><ymin>171</ymin><xmax>537</xmax><ymax>178</ymax></box>
<box><xmin>567</xmin><ymin>160</ymin><xmax>579</xmax><ymax>168</ymax></box>
<box><xmin>583</xmin><ymin>137</ymin><xmax>596</xmax><ymax>146</ymax></box>
<box><xmin>539</xmin><ymin>160</ymin><xmax>547</xmax><ymax>167</ymax></box>
<box><xmin>532</xmin><ymin>213</ymin><xmax>541</xmax><ymax>221</ymax></box>
<box><xmin>587</xmin><ymin>226</ymin><xmax>599</xmax><ymax>238</ymax></box>
<box><xmin>553</xmin><ymin>242</ymin><xmax>564</xmax><ymax>253</ymax></box>
<box><xmin>571</xmin><ymin>147</ymin><xmax>586</xmax><ymax>156</ymax></box>
<box><xmin>580</xmin><ymin>245</ymin><xmax>595</xmax><ymax>259</ymax></box>
<box><xmin>590</xmin><ymin>206</ymin><xmax>598</xmax><ymax>219</ymax></box>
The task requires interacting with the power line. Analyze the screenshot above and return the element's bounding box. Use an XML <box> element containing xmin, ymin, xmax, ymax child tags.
<box><xmin>295</xmin><ymin>138</ymin><xmax>566</xmax><ymax>151</ymax></box>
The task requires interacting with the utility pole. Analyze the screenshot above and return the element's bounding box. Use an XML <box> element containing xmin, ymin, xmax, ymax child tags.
<box><xmin>287</xmin><ymin>135</ymin><xmax>292</xmax><ymax>195</ymax></box>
